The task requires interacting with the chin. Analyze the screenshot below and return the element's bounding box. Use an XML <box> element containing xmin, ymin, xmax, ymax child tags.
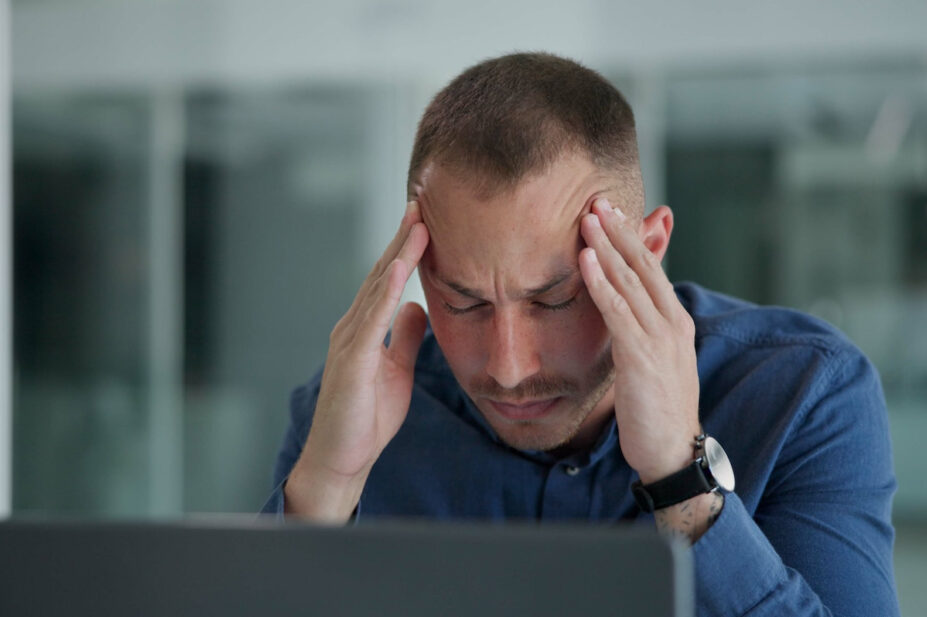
<box><xmin>488</xmin><ymin>415</ymin><xmax>586</xmax><ymax>453</ymax></box>
<box><xmin>497</xmin><ymin>431</ymin><xmax>573</xmax><ymax>453</ymax></box>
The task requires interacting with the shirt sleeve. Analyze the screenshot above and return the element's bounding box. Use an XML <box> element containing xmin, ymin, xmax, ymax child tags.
<box><xmin>257</xmin><ymin>376</ymin><xmax>322</xmax><ymax>520</ymax></box>
<box><xmin>692</xmin><ymin>349</ymin><xmax>900</xmax><ymax>616</ymax></box>
<box><xmin>258</xmin><ymin>479</ymin><xmax>287</xmax><ymax>520</ymax></box>
<box><xmin>257</xmin><ymin>373</ymin><xmax>364</xmax><ymax>524</ymax></box>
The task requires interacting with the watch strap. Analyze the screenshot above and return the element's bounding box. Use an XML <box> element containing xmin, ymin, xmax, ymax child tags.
<box><xmin>631</xmin><ymin>459</ymin><xmax>714</xmax><ymax>513</ymax></box>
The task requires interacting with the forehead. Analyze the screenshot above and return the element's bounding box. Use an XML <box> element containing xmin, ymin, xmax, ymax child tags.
<box><xmin>417</xmin><ymin>153</ymin><xmax>615</xmax><ymax>291</ymax></box>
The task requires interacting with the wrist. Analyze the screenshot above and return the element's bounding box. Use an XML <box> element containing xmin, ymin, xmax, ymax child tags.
<box><xmin>284</xmin><ymin>460</ymin><xmax>368</xmax><ymax>524</ymax></box>
<box><xmin>636</xmin><ymin>433</ymin><xmax>701</xmax><ymax>485</ymax></box>
<box><xmin>632</xmin><ymin>433</ymin><xmax>735</xmax><ymax>516</ymax></box>
<box><xmin>653</xmin><ymin>491</ymin><xmax>725</xmax><ymax>545</ymax></box>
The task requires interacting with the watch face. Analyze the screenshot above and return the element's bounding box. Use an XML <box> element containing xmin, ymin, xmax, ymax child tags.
<box><xmin>704</xmin><ymin>437</ymin><xmax>735</xmax><ymax>492</ymax></box>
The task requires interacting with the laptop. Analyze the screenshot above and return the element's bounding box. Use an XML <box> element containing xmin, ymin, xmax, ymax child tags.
<box><xmin>0</xmin><ymin>518</ymin><xmax>693</xmax><ymax>617</ymax></box>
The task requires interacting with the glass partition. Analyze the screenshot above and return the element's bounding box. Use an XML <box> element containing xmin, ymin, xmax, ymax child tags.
<box><xmin>12</xmin><ymin>86</ymin><xmax>379</xmax><ymax>515</ymax></box>
<box><xmin>662</xmin><ymin>62</ymin><xmax>927</xmax><ymax>519</ymax></box>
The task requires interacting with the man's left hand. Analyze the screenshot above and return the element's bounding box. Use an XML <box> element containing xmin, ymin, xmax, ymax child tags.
<box><xmin>579</xmin><ymin>197</ymin><xmax>723</xmax><ymax>544</ymax></box>
<box><xmin>578</xmin><ymin>197</ymin><xmax>701</xmax><ymax>485</ymax></box>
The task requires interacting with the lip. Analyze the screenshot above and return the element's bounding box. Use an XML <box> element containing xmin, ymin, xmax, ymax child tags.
<box><xmin>486</xmin><ymin>397</ymin><xmax>560</xmax><ymax>421</ymax></box>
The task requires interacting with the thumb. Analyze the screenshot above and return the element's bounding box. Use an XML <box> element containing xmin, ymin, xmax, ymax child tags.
<box><xmin>388</xmin><ymin>302</ymin><xmax>428</xmax><ymax>374</ymax></box>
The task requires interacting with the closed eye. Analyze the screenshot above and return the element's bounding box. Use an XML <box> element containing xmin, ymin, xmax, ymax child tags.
<box><xmin>534</xmin><ymin>296</ymin><xmax>577</xmax><ymax>312</ymax></box>
<box><xmin>442</xmin><ymin>301</ymin><xmax>486</xmax><ymax>315</ymax></box>
<box><xmin>445</xmin><ymin>295</ymin><xmax>579</xmax><ymax>315</ymax></box>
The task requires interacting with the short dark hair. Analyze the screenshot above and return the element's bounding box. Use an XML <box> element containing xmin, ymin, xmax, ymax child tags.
<box><xmin>407</xmin><ymin>52</ymin><xmax>644</xmax><ymax>215</ymax></box>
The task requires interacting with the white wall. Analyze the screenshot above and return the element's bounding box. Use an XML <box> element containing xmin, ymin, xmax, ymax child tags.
<box><xmin>1</xmin><ymin>0</ymin><xmax>11</xmax><ymax>518</ymax></box>
<box><xmin>13</xmin><ymin>0</ymin><xmax>927</xmax><ymax>90</ymax></box>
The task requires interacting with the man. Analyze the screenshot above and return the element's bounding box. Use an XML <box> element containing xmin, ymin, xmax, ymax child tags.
<box><xmin>262</xmin><ymin>53</ymin><xmax>899</xmax><ymax>616</ymax></box>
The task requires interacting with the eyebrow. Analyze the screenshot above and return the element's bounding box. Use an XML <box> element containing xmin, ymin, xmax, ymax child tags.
<box><xmin>433</xmin><ymin>182</ymin><xmax>614</xmax><ymax>301</ymax></box>
<box><xmin>440</xmin><ymin>267</ymin><xmax>579</xmax><ymax>302</ymax></box>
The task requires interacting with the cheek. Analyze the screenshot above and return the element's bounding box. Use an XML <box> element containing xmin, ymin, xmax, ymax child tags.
<box><xmin>421</xmin><ymin>287</ymin><xmax>483</xmax><ymax>373</ymax></box>
<box><xmin>540</xmin><ymin>299</ymin><xmax>610</xmax><ymax>369</ymax></box>
<box><xmin>427</xmin><ymin>311</ymin><xmax>484</xmax><ymax>377</ymax></box>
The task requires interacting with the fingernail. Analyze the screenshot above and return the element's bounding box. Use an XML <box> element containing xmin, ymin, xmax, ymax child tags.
<box><xmin>403</xmin><ymin>201</ymin><xmax>418</xmax><ymax>222</ymax></box>
<box><xmin>585</xmin><ymin>213</ymin><xmax>601</xmax><ymax>228</ymax></box>
<box><xmin>595</xmin><ymin>197</ymin><xmax>626</xmax><ymax>223</ymax></box>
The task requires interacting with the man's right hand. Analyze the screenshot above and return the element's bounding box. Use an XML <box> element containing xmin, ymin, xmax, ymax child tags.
<box><xmin>284</xmin><ymin>200</ymin><xmax>430</xmax><ymax>522</ymax></box>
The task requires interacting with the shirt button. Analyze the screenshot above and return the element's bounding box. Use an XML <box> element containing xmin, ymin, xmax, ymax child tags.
<box><xmin>564</xmin><ymin>465</ymin><xmax>580</xmax><ymax>476</ymax></box>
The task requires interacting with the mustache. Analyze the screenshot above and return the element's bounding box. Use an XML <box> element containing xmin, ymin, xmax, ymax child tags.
<box><xmin>469</xmin><ymin>374</ymin><xmax>580</xmax><ymax>401</ymax></box>
<box><xmin>469</xmin><ymin>344</ymin><xmax>615</xmax><ymax>402</ymax></box>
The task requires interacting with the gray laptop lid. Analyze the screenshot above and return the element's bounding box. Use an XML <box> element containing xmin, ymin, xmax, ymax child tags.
<box><xmin>0</xmin><ymin>519</ymin><xmax>693</xmax><ymax>617</ymax></box>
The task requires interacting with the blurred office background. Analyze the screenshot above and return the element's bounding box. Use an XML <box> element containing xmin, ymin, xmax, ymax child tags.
<box><xmin>3</xmin><ymin>0</ymin><xmax>927</xmax><ymax>614</ymax></box>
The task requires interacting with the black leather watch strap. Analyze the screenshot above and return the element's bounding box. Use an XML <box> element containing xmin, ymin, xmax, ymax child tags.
<box><xmin>631</xmin><ymin>460</ymin><xmax>714</xmax><ymax>513</ymax></box>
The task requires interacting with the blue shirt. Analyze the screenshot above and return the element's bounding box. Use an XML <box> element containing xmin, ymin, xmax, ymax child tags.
<box><xmin>262</xmin><ymin>282</ymin><xmax>899</xmax><ymax>616</ymax></box>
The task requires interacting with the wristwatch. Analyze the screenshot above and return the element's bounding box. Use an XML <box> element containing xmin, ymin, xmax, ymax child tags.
<box><xmin>631</xmin><ymin>434</ymin><xmax>735</xmax><ymax>513</ymax></box>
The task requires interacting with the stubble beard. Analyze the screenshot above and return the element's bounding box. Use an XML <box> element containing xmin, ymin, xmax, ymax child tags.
<box><xmin>469</xmin><ymin>346</ymin><xmax>616</xmax><ymax>453</ymax></box>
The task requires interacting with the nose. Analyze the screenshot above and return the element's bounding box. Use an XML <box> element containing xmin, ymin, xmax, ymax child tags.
<box><xmin>484</xmin><ymin>307</ymin><xmax>541</xmax><ymax>390</ymax></box>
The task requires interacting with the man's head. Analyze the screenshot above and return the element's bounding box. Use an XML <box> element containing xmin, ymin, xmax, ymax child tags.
<box><xmin>408</xmin><ymin>52</ymin><xmax>644</xmax><ymax>217</ymax></box>
<box><xmin>408</xmin><ymin>53</ymin><xmax>671</xmax><ymax>453</ymax></box>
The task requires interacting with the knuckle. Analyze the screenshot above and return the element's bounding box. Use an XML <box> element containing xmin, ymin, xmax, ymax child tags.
<box><xmin>676</xmin><ymin>311</ymin><xmax>696</xmax><ymax>337</ymax></box>
<box><xmin>622</xmin><ymin>268</ymin><xmax>642</xmax><ymax>289</ymax></box>
<box><xmin>643</xmin><ymin>249</ymin><xmax>661</xmax><ymax>270</ymax></box>
<box><xmin>369</xmin><ymin>269</ymin><xmax>389</xmax><ymax>295</ymax></box>
<box><xmin>369</xmin><ymin>258</ymin><xmax>386</xmax><ymax>280</ymax></box>
<box><xmin>329</xmin><ymin>317</ymin><xmax>347</xmax><ymax>343</ymax></box>
<box><xmin>610</xmin><ymin>293</ymin><xmax>629</xmax><ymax>314</ymax></box>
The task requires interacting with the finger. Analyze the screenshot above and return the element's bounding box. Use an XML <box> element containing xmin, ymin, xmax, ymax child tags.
<box><xmin>344</xmin><ymin>203</ymin><xmax>425</xmax><ymax>329</ymax></box>
<box><xmin>387</xmin><ymin>302</ymin><xmax>428</xmax><ymax>374</ymax></box>
<box><xmin>349</xmin><ymin>220</ymin><xmax>428</xmax><ymax>336</ymax></box>
<box><xmin>578</xmin><ymin>246</ymin><xmax>645</xmax><ymax>347</ymax></box>
<box><xmin>348</xmin><ymin>259</ymin><xmax>409</xmax><ymax>355</ymax></box>
<box><xmin>348</xmin><ymin>222</ymin><xmax>428</xmax><ymax>335</ymax></box>
<box><xmin>365</xmin><ymin>200</ymin><xmax>423</xmax><ymax>285</ymax></box>
<box><xmin>581</xmin><ymin>212</ymin><xmax>662</xmax><ymax>334</ymax></box>
<box><xmin>393</xmin><ymin>221</ymin><xmax>430</xmax><ymax>277</ymax></box>
<box><xmin>592</xmin><ymin>198</ymin><xmax>680</xmax><ymax>321</ymax></box>
<box><xmin>350</xmin><ymin>224</ymin><xmax>428</xmax><ymax>353</ymax></box>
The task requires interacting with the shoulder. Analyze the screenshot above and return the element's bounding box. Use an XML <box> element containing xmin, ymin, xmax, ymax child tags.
<box><xmin>675</xmin><ymin>281</ymin><xmax>857</xmax><ymax>357</ymax></box>
<box><xmin>675</xmin><ymin>281</ymin><xmax>873</xmax><ymax>399</ymax></box>
<box><xmin>675</xmin><ymin>281</ymin><xmax>882</xmax><ymax>431</ymax></box>
<box><xmin>675</xmin><ymin>282</ymin><xmax>879</xmax><ymax>408</ymax></box>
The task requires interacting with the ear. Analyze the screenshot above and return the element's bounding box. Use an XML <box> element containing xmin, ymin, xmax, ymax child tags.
<box><xmin>637</xmin><ymin>205</ymin><xmax>674</xmax><ymax>262</ymax></box>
